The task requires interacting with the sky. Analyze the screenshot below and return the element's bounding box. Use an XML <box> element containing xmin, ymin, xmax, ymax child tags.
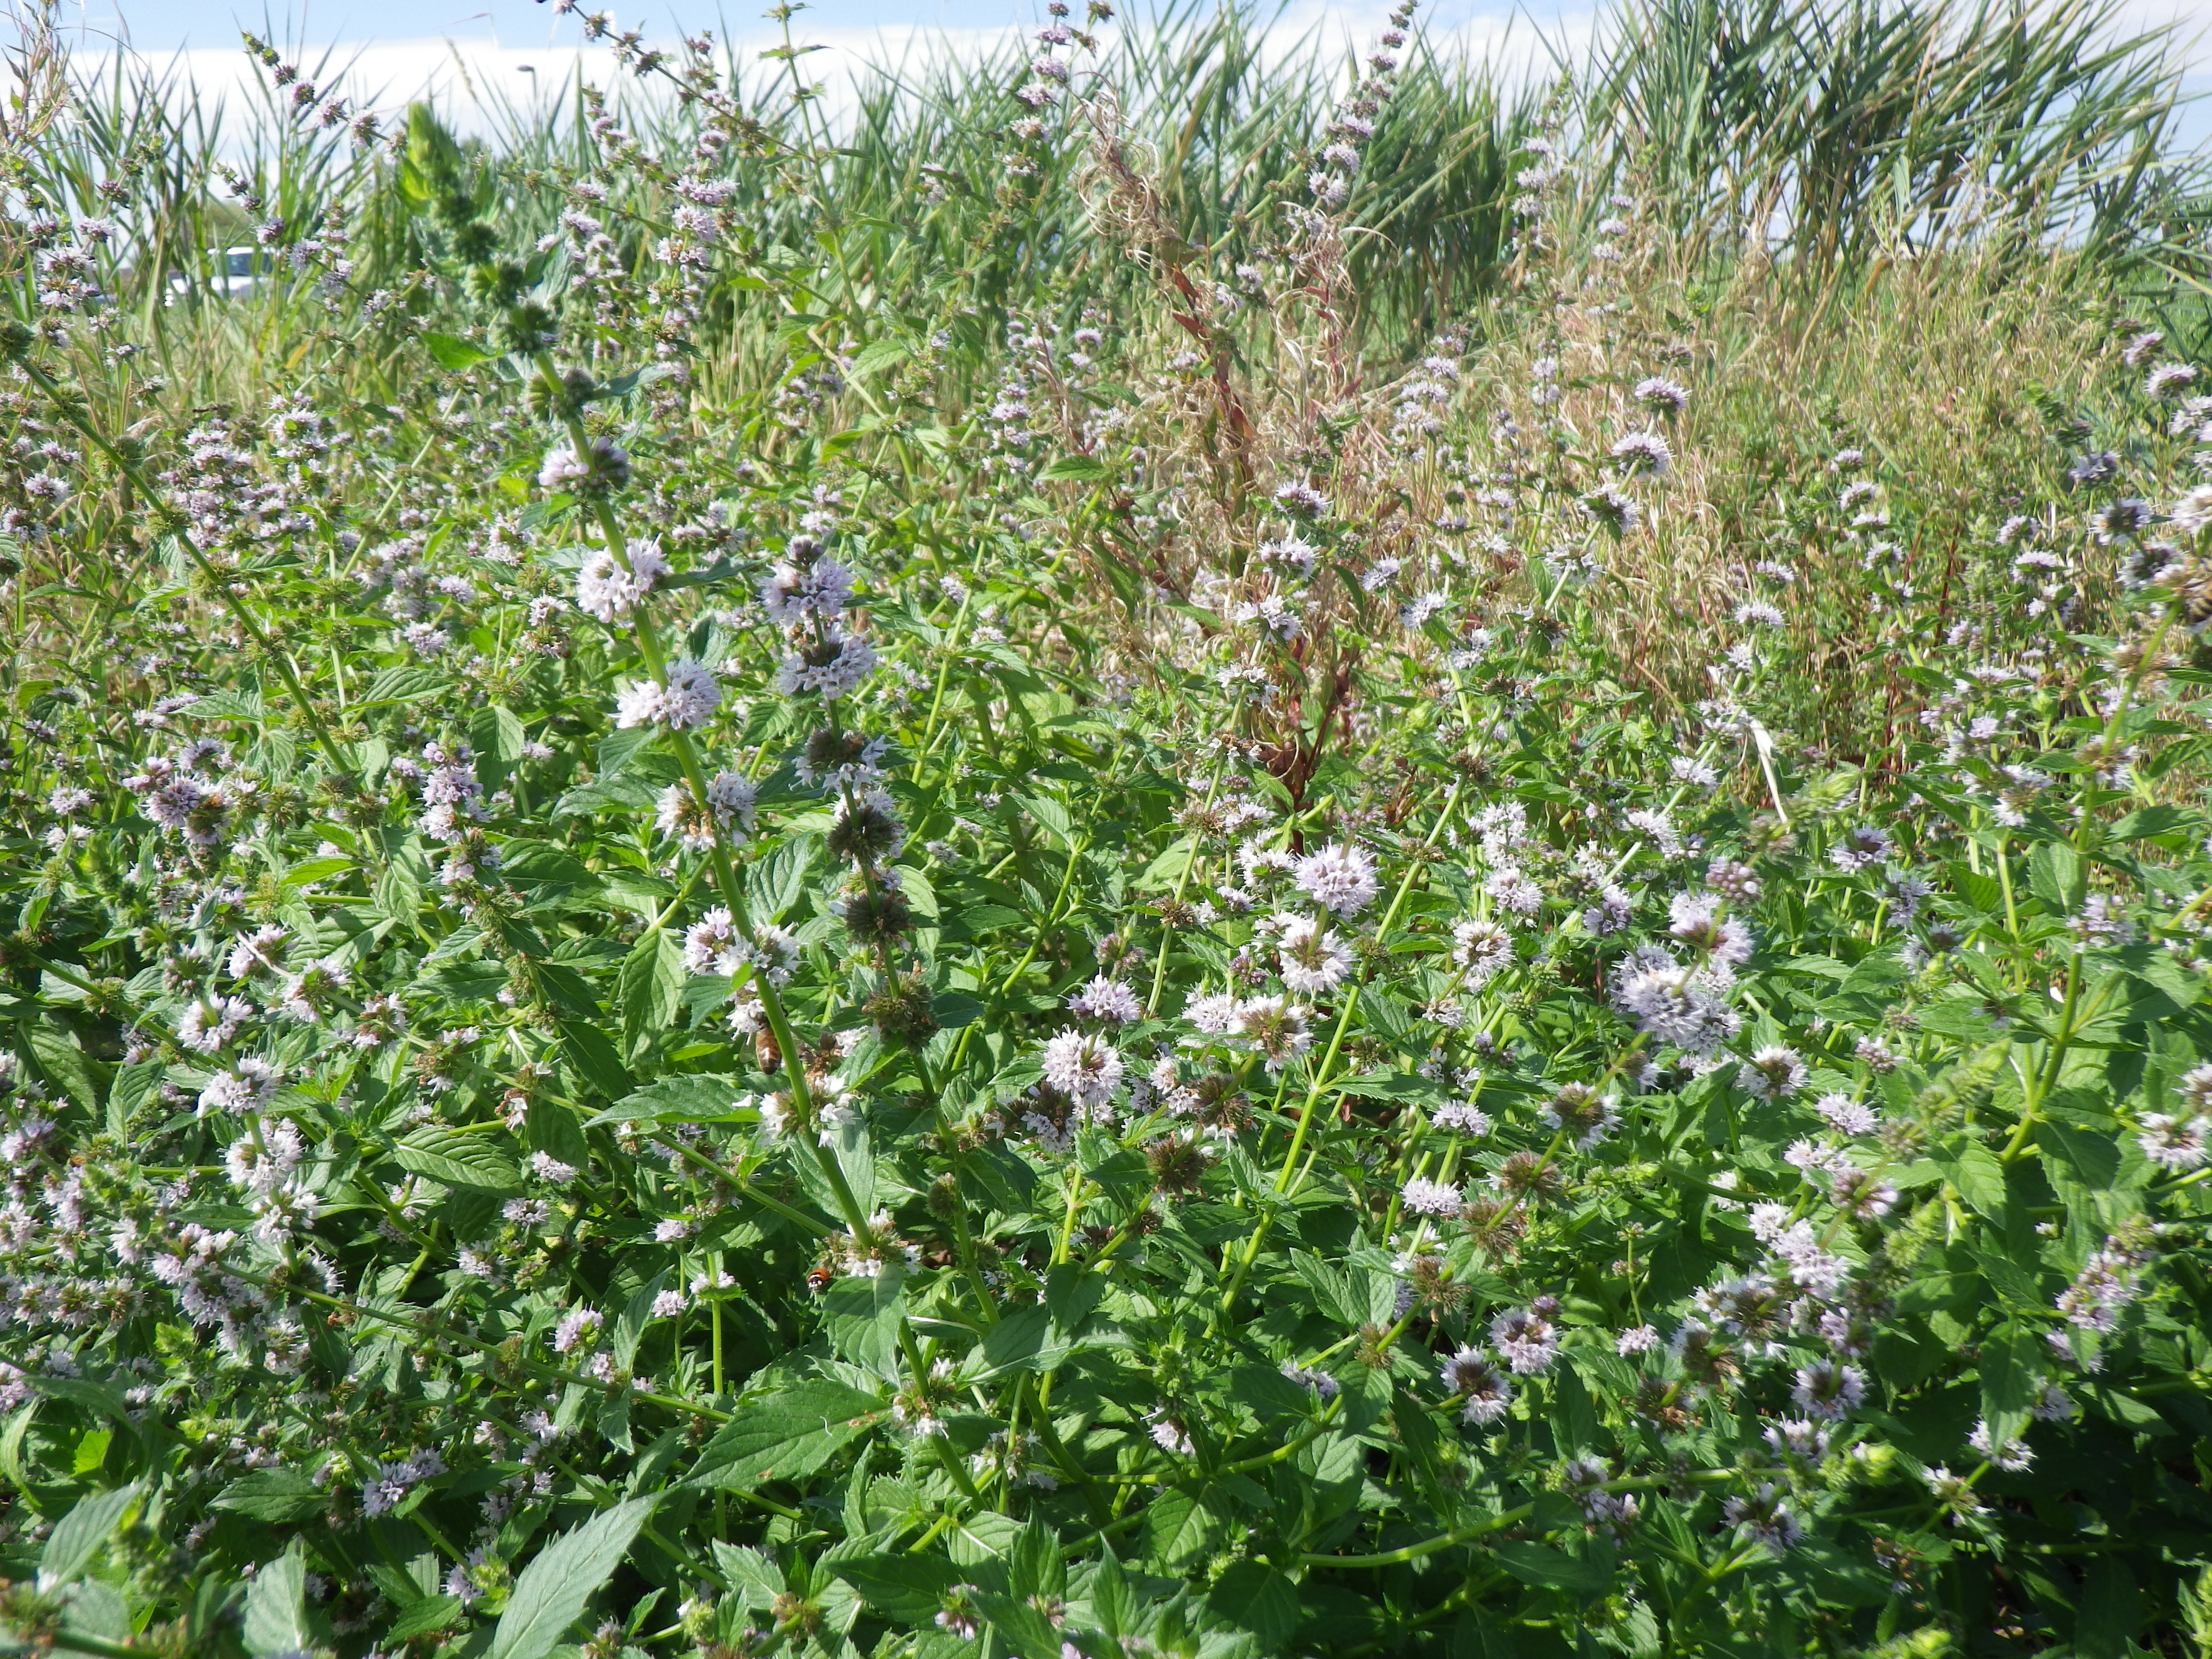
<box><xmin>79</xmin><ymin>0</ymin><xmax>1592</xmax><ymax>49</ymax></box>
<box><xmin>53</xmin><ymin>0</ymin><xmax>2212</xmax><ymax>150</ymax></box>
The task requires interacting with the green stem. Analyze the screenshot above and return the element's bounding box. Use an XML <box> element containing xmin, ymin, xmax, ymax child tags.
<box><xmin>1147</xmin><ymin>747</ymin><xmax>1229</xmax><ymax>1017</ymax></box>
<box><xmin>1300</xmin><ymin>1502</ymin><xmax>1531</xmax><ymax>1569</ymax></box>
<box><xmin>650</xmin><ymin>1131</ymin><xmax>831</xmax><ymax>1235</ymax></box>
<box><xmin>916</xmin><ymin>592</ymin><xmax>973</xmax><ymax>765</ymax></box>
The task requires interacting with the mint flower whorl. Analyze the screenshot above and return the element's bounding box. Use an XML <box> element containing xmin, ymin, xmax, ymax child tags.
<box><xmin>615</xmin><ymin>659</ymin><xmax>721</xmax><ymax>731</ymax></box>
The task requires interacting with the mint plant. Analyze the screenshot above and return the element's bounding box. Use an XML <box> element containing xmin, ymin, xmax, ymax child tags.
<box><xmin>3</xmin><ymin>3</ymin><xmax>2212</xmax><ymax>1656</ymax></box>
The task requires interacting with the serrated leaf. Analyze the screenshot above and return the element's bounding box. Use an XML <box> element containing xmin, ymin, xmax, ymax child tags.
<box><xmin>386</xmin><ymin>1596</ymin><xmax>464</xmax><ymax>1640</ymax></box>
<box><xmin>619</xmin><ymin>928</ymin><xmax>686</xmax><ymax>1044</ymax></box>
<box><xmin>242</xmin><ymin>1542</ymin><xmax>311</xmax><ymax>1657</ymax></box>
<box><xmin>589</xmin><ymin>1073</ymin><xmax>745</xmax><ymax>1129</ymax></box>
<box><xmin>501</xmin><ymin>842</ymin><xmax>601</xmax><ymax>895</ymax></box>
<box><xmin>1979</xmin><ymin>1321</ymin><xmax>2041</xmax><ymax>1447</ymax></box>
<box><xmin>2042</xmin><ymin>1117</ymin><xmax>2121</xmax><ymax>1196</ymax></box>
<box><xmin>561</xmin><ymin>1022</ymin><xmax>633</xmax><ymax>1100</ymax></box>
<box><xmin>422</xmin><ymin>331</ymin><xmax>493</xmax><ymax>370</ymax></box>
<box><xmin>360</xmin><ymin>665</ymin><xmax>448</xmax><ymax>707</ymax></box>
<box><xmin>711</xmin><ymin>1542</ymin><xmax>784</xmax><ymax>1606</ymax></box>
<box><xmin>831</xmin><ymin>1553</ymin><xmax>959</xmax><ymax>1623</ymax></box>
<box><xmin>2029</xmin><ymin>841</ymin><xmax>2086</xmax><ymax>914</ymax></box>
<box><xmin>893</xmin><ymin>861</ymin><xmax>938</xmax><ymax>922</ymax></box>
<box><xmin>38</xmin><ymin>1484</ymin><xmax>138</xmax><ymax>1588</ymax></box>
<box><xmin>832</xmin><ymin>1120</ymin><xmax>877</xmax><ymax>1215</ymax></box>
<box><xmin>182</xmin><ymin>688</ymin><xmax>259</xmax><ymax>721</ymax></box>
<box><xmin>976</xmin><ymin>1590</ymin><xmax>1066</xmax><ymax>1659</ymax></box>
<box><xmin>1336</xmin><ymin>1070</ymin><xmax>1440</xmax><ymax>1102</ymax></box>
<box><xmin>687</xmin><ymin>1382</ymin><xmax>885</xmax><ymax>1491</ymax></box>
<box><xmin>472</xmin><ymin>703</ymin><xmax>526</xmax><ymax>789</ymax></box>
<box><xmin>106</xmin><ymin>1059</ymin><xmax>164</xmax><ymax>1138</ymax></box>
<box><xmin>487</xmin><ymin>1496</ymin><xmax>655</xmax><ymax>1659</ymax></box>
<box><xmin>1202</xmin><ymin>1560</ymin><xmax>1299</xmax><ymax>1648</ymax></box>
<box><xmin>1917</xmin><ymin>994</ymin><xmax>1998</xmax><ymax>1042</ymax></box>
<box><xmin>1019</xmin><ymin>793</ymin><xmax>1076</xmax><ymax>847</ymax></box>
<box><xmin>848</xmin><ymin>337</ymin><xmax>911</xmax><ymax>380</ymax></box>
<box><xmin>614</xmin><ymin>1272</ymin><xmax>668</xmax><ymax>1372</ymax></box>
<box><xmin>1142</xmin><ymin>1484</ymin><xmax>1224</xmax><ymax>1571</ymax></box>
<box><xmin>58</xmin><ymin>1577</ymin><xmax>129</xmax><ymax>1642</ymax></box>
<box><xmin>393</xmin><ymin>1129</ymin><xmax>520</xmax><ymax>1192</ymax></box>
<box><xmin>215</xmin><ymin>1468</ymin><xmax>324</xmax><ymax>1522</ymax></box>
<box><xmin>745</xmin><ymin>836</ymin><xmax>817</xmax><ymax>922</ymax></box>
<box><xmin>933</xmin><ymin>991</ymin><xmax>985</xmax><ymax>1029</ymax></box>
<box><xmin>2075</xmin><ymin>1558</ymin><xmax>2140</xmax><ymax>1659</ymax></box>
<box><xmin>373</xmin><ymin>855</ymin><xmax>423</xmax><ymax>925</ymax></box>
<box><xmin>1090</xmin><ymin>1549</ymin><xmax>1135</xmax><ymax>1640</ymax></box>
<box><xmin>595</xmin><ymin>725</ymin><xmax>657</xmax><ymax>779</ymax></box>
<box><xmin>2108</xmin><ymin>805</ymin><xmax>2199</xmax><ymax>842</ymax></box>
<box><xmin>2110</xmin><ymin>942</ymin><xmax>2201</xmax><ymax>1010</ymax></box>
<box><xmin>26</xmin><ymin>1023</ymin><xmax>100</xmax><ymax>1112</ymax></box>
<box><xmin>963</xmin><ymin>1303</ymin><xmax>1070</xmax><ymax>1382</ymax></box>
<box><xmin>1493</xmin><ymin>1539</ymin><xmax>1611</xmax><ymax>1590</ymax></box>
<box><xmin>824</xmin><ymin>1263</ymin><xmax>906</xmax><ymax>1381</ymax></box>
<box><xmin>1007</xmin><ymin>1519</ymin><xmax>1062</xmax><ymax>1601</ymax></box>
<box><xmin>1937</xmin><ymin>1141</ymin><xmax>2007</xmax><ymax>1217</ymax></box>
<box><xmin>1134</xmin><ymin>833</ymin><xmax>1198</xmax><ymax>891</ymax></box>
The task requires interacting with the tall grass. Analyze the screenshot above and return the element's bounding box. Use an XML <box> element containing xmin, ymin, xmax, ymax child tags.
<box><xmin>22</xmin><ymin>0</ymin><xmax>2204</xmax><ymax>404</ymax></box>
<box><xmin>1583</xmin><ymin>0</ymin><xmax>2204</xmax><ymax>270</ymax></box>
<box><xmin>4</xmin><ymin>0</ymin><xmax>2208</xmax><ymax>751</ymax></box>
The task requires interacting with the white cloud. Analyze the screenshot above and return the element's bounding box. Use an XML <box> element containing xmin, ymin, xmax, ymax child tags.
<box><xmin>79</xmin><ymin>31</ymin><xmax>1011</xmax><ymax>137</ymax></box>
<box><xmin>69</xmin><ymin>0</ymin><xmax>2207</xmax><ymax>149</ymax></box>
<box><xmin>73</xmin><ymin>4</ymin><xmax>1605</xmax><ymax>140</ymax></box>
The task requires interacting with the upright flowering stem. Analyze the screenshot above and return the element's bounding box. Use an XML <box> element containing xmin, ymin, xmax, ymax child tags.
<box><xmin>1273</xmin><ymin>782</ymin><xmax>1463</xmax><ymax>1193</ymax></box>
<box><xmin>537</xmin><ymin>359</ymin><xmax>873</xmax><ymax>1238</ymax></box>
<box><xmin>1146</xmin><ymin>745</ymin><xmax>1229</xmax><ymax>1017</ymax></box>
<box><xmin>2008</xmin><ymin>611</ymin><xmax>2177</xmax><ymax>1160</ymax></box>
<box><xmin>1216</xmin><ymin>782</ymin><xmax>1463</xmax><ymax>1319</ymax></box>
<box><xmin>914</xmin><ymin>590</ymin><xmax>974</xmax><ymax>766</ymax></box>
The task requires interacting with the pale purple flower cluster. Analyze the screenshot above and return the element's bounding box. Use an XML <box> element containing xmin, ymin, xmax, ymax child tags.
<box><xmin>361</xmin><ymin>1450</ymin><xmax>447</xmax><ymax>1518</ymax></box>
<box><xmin>759</xmin><ymin>549</ymin><xmax>855</xmax><ymax>624</ymax></box>
<box><xmin>655</xmin><ymin>770</ymin><xmax>757</xmax><ymax>852</ymax></box>
<box><xmin>1295</xmin><ymin>843</ymin><xmax>1379</xmax><ymax>917</ymax></box>
<box><xmin>537</xmin><ymin>436</ymin><xmax>630</xmax><ymax>493</ymax></box>
<box><xmin>1724</xmin><ymin>1483</ymin><xmax>1803</xmax><ymax>1552</ymax></box>
<box><xmin>1067</xmin><ymin>976</ymin><xmax>1142</xmax><ymax>1023</ymax></box>
<box><xmin>2055</xmin><ymin>1238</ymin><xmax>2146</xmax><ymax>1333</ymax></box>
<box><xmin>1400</xmin><ymin>1176</ymin><xmax>1463</xmax><ymax>1216</ymax></box>
<box><xmin>1612</xmin><ymin>944</ymin><xmax>1742</xmax><ymax>1055</ymax></box>
<box><xmin>1491</xmin><ymin>1301</ymin><xmax>1560</xmax><ymax>1374</ymax></box>
<box><xmin>615</xmin><ymin>660</ymin><xmax>721</xmax><ymax>732</ymax></box>
<box><xmin>552</xmin><ymin>1306</ymin><xmax>604</xmax><ymax>1354</ymax></box>
<box><xmin>574</xmin><ymin>540</ymin><xmax>669</xmax><ymax>624</ymax></box>
<box><xmin>417</xmin><ymin>741</ymin><xmax>489</xmax><ymax>843</ymax></box>
<box><xmin>1439</xmin><ymin>1346</ymin><xmax>1514</xmax><ymax>1425</ymax></box>
<box><xmin>1041</xmin><ymin>1029</ymin><xmax>1124</xmax><ymax>1107</ymax></box>
<box><xmin>1274</xmin><ymin>914</ymin><xmax>1354</xmax><ymax>993</ymax></box>
<box><xmin>125</xmin><ymin>750</ymin><xmax>252</xmax><ymax>848</ymax></box>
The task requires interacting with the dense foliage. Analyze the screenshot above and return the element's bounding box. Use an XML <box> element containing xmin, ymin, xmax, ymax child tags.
<box><xmin>5</xmin><ymin>2</ymin><xmax>2212</xmax><ymax>1656</ymax></box>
